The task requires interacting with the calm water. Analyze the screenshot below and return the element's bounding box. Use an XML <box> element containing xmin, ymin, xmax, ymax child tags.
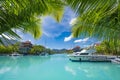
<box><xmin>0</xmin><ymin>54</ymin><xmax>120</xmax><ymax>80</ymax></box>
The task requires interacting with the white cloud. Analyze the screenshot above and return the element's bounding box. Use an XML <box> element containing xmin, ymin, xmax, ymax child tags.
<box><xmin>74</xmin><ymin>37</ymin><xmax>89</xmax><ymax>43</ymax></box>
<box><xmin>83</xmin><ymin>45</ymin><xmax>90</xmax><ymax>47</ymax></box>
<box><xmin>64</xmin><ymin>34</ymin><xmax>73</xmax><ymax>42</ymax></box>
<box><xmin>42</xmin><ymin>16</ymin><xmax>71</xmax><ymax>37</ymax></box>
<box><xmin>69</xmin><ymin>18</ymin><xmax>77</xmax><ymax>26</ymax></box>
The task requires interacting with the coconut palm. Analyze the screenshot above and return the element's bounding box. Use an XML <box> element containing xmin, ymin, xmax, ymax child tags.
<box><xmin>66</xmin><ymin>0</ymin><xmax>120</xmax><ymax>41</ymax></box>
<box><xmin>0</xmin><ymin>0</ymin><xmax>64</xmax><ymax>44</ymax></box>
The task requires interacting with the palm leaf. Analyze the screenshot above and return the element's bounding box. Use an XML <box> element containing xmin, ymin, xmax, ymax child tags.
<box><xmin>66</xmin><ymin>0</ymin><xmax>120</xmax><ymax>41</ymax></box>
<box><xmin>0</xmin><ymin>0</ymin><xmax>64</xmax><ymax>44</ymax></box>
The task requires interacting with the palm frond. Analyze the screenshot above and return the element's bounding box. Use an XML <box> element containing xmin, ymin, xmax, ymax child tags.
<box><xmin>0</xmin><ymin>0</ymin><xmax>64</xmax><ymax>44</ymax></box>
<box><xmin>66</xmin><ymin>0</ymin><xmax>120</xmax><ymax>41</ymax></box>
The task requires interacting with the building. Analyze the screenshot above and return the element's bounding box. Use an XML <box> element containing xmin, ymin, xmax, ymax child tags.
<box><xmin>72</xmin><ymin>46</ymin><xmax>81</xmax><ymax>52</ymax></box>
<box><xmin>19</xmin><ymin>41</ymin><xmax>32</xmax><ymax>55</ymax></box>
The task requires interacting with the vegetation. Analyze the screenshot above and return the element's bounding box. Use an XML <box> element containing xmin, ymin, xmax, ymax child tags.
<box><xmin>30</xmin><ymin>45</ymin><xmax>45</xmax><ymax>55</ymax></box>
<box><xmin>66</xmin><ymin>49</ymin><xmax>73</xmax><ymax>54</ymax></box>
<box><xmin>66</xmin><ymin>0</ymin><xmax>120</xmax><ymax>41</ymax></box>
<box><xmin>0</xmin><ymin>0</ymin><xmax>64</xmax><ymax>44</ymax></box>
<box><xmin>0</xmin><ymin>0</ymin><xmax>120</xmax><ymax>55</ymax></box>
<box><xmin>0</xmin><ymin>44</ymin><xmax>19</xmax><ymax>54</ymax></box>
<box><xmin>95</xmin><ymin>40</ymin><xmax>120</xmax><ymax>55</ymax></box>
<box><xmin>66</xmin><ymin>0</ymin><xmax>120</xmax><ymax>55</ymax></box>
<box><xmin>29</xmin><ymin>45</ymin><xmax>54</xmax><ymax>55</ymax></box>
<box><xmin>0</xmin><ymin>43</ymin><xmax>54</xmax><ymax>55</ymax></box>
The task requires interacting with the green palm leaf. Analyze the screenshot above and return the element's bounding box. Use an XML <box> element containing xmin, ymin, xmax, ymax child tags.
<box><xmin>66</xmin><ymin>0</ymin><xmax>120</xmax><ymax>41</ymax></box>
<box><xmin>0</xmin><ymin>0</ymin><xmax>64</xmax><ymax>44</ymax></box>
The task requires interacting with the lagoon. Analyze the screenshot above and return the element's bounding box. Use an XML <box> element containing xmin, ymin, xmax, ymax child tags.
<box><xmin>0</xmin><ymin>54</ymin><xmax>120</xmax><ymax>80</ymax></box>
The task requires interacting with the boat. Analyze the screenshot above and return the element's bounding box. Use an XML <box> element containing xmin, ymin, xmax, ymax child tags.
<box><xmin>40</xmin><ymin>52</ymin><xmax>49</xmax><ymax>56</ymax></box>
<box><xmin>111</xmin><ymin>57</ymin><xmax>120</xmax><ymax>64</ymax></box>
<box><xmin>9</xmin><ymin>52</ymin><xmax>22</xmax><ymax>56</ymax></box>
<box><xmin>68</xmin><ymin>46</ymin><xmax>112</xmax><ymax>62</ymax></box>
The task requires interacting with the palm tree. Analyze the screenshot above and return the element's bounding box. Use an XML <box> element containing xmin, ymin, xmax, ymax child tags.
<box><xmin>66</xmin><ymin>0</ymin><xmax>120</xmax><ymax>41</ymax></box>
<box><xmin>1</xmin><ymin>0</ymin><xmax>120</xmax><ymax>46</ymax></box>
<box><xmin>0</xmin><ymin>0</ymin><xmax>64</xmax><ymax>44</ymax></box>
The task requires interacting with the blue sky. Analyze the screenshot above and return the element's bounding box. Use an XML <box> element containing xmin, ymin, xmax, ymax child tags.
<box><xmin>17</xmin><ymin>7</ymin><xmax>99</xmax><ymax>49</ymax></box>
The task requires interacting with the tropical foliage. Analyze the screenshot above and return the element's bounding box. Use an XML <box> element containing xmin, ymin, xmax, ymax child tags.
<box><xmin>30</xmin><ymin>45</ymin><xmax>46</xmax><ymax>55</ymax></box>
<box><xmin>65</xmin><ymin>0</ymin><xmax>120</xmax><ymax>54</ymax></box>
<box><xmin>0</xmin><ymin>43</ymin><xmax>19</xmax><ymax>54</ymax></box>
<box><xmin>0</xmin><ymin>0</ymin><xmax>64</xmax><ymax>44</ymax></box>
<box><xmin>0</xmin><ymin>44</ymin><xmax>54</xmax><ymax>55</ymax></box>
<box><xmin>66</xmin><ymin>0</ymin><xmax>120</xmax><ymax>41</ymax></box>
<box><xmin>30</xmin><ymin>45</ymin><xmax>45</xmax><ymax>55</ymax></box>
<box><xmin>66</xmin><ymin>49</ymin><xmax>73</xmax><ymax>54</ymax></box>
<box><xmin>95</xmin><ymin>40</ymin><xmax>120</xmax><ymax>55</ymax></box>
<box><xmin>30</xmin><ymin>45</ymin><xmax>54</xmax><ymax>55</ymax></box>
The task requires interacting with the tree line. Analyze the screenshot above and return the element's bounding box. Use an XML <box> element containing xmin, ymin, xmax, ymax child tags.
<box><xmin>95</xmin><ymin>40</ymin><xmax>120</xmax><ymax>55</ymax></box>
<box><xmin>0</xmin><ymin>43</ymin><xmax>54</xmax><ymax>55</ymax></box>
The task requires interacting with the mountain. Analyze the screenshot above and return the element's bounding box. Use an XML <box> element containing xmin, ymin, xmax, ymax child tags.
<box><xmin>52</xmin><ymin>48</ymin><xmax>68</xmax><ymax>53</ymax></box>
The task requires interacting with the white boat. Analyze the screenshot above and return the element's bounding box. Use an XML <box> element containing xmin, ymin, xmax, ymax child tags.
<box><xmin>40</xmin><ymin>52</ymin><xmax>49</xmax><ymax>56</ymax></box>
<box><xmin>9</xmin><ymin>52</ymin><xmax>22</xmax><ymax>56</ymax></box>
<box><xmin>111</xmin><ymin>57</ymin><xmax>120</xmax><ymax>64</ymax></box>
<box><xmin>68</xmin><ymin>46</ymin><xmax>111</xmax><ymax>62</ymax></box>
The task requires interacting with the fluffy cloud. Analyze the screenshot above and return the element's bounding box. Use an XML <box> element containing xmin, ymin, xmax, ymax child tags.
<box><xmin>74</xmin><ymin>37</ymin><xmax>89</xmax><ymax>43</ymax></box>
<box><xmin>64</xmin><ymin>34</ymin><xmax>73</xmax><ymax>42</ymax></box>
<box><xmin>42</xmin><ymin>16</ymin><xmax>71</xmax><ymax>37</ymax></box>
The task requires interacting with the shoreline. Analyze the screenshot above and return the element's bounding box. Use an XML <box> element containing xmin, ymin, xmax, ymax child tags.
<box><xmin>0</xmin><ymin>53</ymin><xmax>120</xmax><ymax>57</ymax></box>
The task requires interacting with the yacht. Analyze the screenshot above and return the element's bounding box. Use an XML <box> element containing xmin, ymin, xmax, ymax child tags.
<box><xmin>68</xmin><ymin>46</ymin><xmax>112</xmax><ymax>62</ymax></box>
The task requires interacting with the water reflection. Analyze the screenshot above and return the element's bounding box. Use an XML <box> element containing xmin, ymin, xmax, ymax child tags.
<box><xmin>65</xmin><ymin>66</ymin><xmax>76</xmax><ymax>75</ymax></box>
<box><xmin>64</xmin><ymin>62</ymin><xmax>120</xmax><ymax>80</ymax></box>
<box><xmin>0</xmin><ymin>67</ymin><xmax>11</xmax><ymax>74</ymax></box>
<box><xmin>0</xmin><ymin>56</ymin><xmax>51</xmax><ymax>71</ymax></box>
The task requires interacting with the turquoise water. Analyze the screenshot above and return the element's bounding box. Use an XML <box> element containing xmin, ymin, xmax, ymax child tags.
<box><xmin>0</xmin><ymin>54</ymin><xmax>120</xmax><ymax>80</ymax></box>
